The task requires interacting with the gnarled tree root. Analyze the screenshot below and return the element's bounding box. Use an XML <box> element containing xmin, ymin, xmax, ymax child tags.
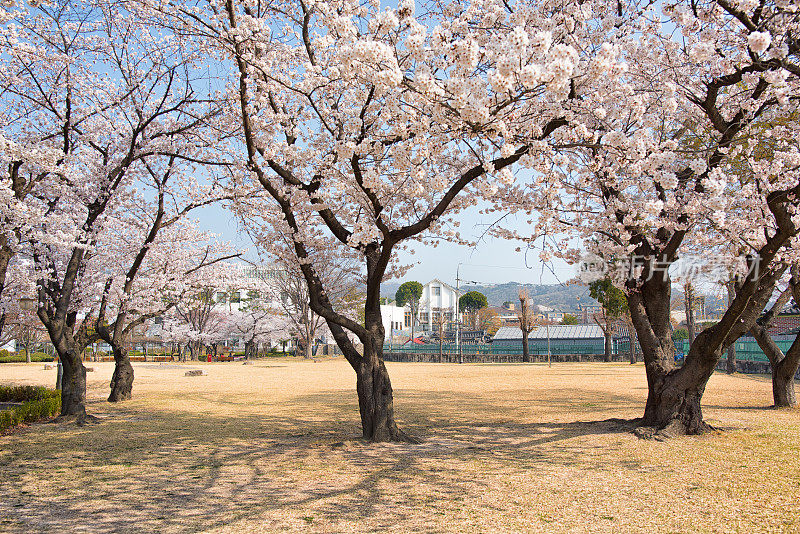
<box><xmin>634</xmin><ymin>419</ymin><xmax>715</xmax><ymax>441</ymax></box>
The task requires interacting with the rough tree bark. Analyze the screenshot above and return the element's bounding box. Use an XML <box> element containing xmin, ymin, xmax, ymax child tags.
<box><xmin>684</xmin><ymin>282</ymin><xmax>697</xmax><ymax>344</ymax></box>
<box><xmin>749</xmin><ymin>274</ymin><xmax>800</xmax><ymax>407</ymax></box>
<box><xmin>108</xmin><ymin>345</ymin><xmax>134</xmax><ymax>402</ymax></box>
<box><xmin>726</xmin><ymin>282</ymin><xmax>737</xmax><ymax>374</ymax></box>
<box><xmin>631</xmin><ymin>261</ymin><xmax>787</xmax><ymax>437</ymax></box>
<box><xmin>38</xmin><ymin>311</ymin><xmax>95</xmax><ymax>419</ymax></box>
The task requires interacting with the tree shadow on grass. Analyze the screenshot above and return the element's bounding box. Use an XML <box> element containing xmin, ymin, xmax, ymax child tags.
<box><xmin>0</xmin><ymin>386</ymin><xmax>725</xmax><ymax>533</ymax></box>
<box><xmin>0</xmin><ymin>404</ymin><xmax>494</xmax><ymax>533</ymax></box>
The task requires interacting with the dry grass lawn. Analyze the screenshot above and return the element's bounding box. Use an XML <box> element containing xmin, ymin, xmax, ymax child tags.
<box><xmin>0</xmin><ymin>358</ymin><xmax>798</xmax><ymax>533</ymax></box>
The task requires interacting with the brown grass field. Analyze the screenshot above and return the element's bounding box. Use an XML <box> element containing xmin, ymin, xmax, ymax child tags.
<box><xmin>0</xmin><ymin>358</ymin><xmax>798</xmax><ymax>533</ymax></box>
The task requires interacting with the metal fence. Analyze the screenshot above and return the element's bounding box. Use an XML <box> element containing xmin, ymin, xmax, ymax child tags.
<box><xmin>388</xmin><ymin>335</ymin><xmax>795</xmax><ymax>363</ymax></box>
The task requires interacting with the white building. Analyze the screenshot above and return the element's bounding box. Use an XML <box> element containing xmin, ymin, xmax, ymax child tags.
<box><xmin>533</xmin><ymin>304</ymin><xmax>565</xmax><ymax>323</ymax></box>
<box><xmin>380</xmin><ymin>304</ymin><xmax>407</xmax><ymax>339</ymax></box>
<box><xmin>417</xmin><ymin>279</ymin><xmax>461</xmax><ymax>332</ymax></box>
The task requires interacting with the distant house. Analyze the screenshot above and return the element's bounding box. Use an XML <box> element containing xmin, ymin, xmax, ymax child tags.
<box><xmin>417</xmin><ymin>279</ymin><xmax>461</xmax><ymax>332</ymax></box>
<box><xmin>577</xmin><ymin>303</ymin><xmax>602</xmax><ymax>324</ymax></box>
<box><xmin>492</xmin><ymin>324</ymin><xmax>606</xmax><ymax>356</ymax></box>
<box><xmin>380</xmin><ymin>304</ymin><xmax>407</xmax><ymax>339</ymax></box>
<box><xmin>767</xmin><ymin>302</ymin><xmax>800</xmax><ymax>335</ymax></box>
<box><xmin>532</xmin><ymin>304</ymin><xmax>564</xmax><ymax>323</ymax></box>
<box><xmin>488</xmin><ymin>306</ymin><xmax>519</xmax><ymax>327</ymax></box>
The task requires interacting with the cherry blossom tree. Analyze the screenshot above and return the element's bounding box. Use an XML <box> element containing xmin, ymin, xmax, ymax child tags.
<box><xmin>748</xmin><ymin>268</ymin><xmax>800</xmax><ymax>407</ymax></box>
<box><xmin>172</xmin><ymin>262</ymin><xmax>240</xmax><ymax>360</ymax></box>
<box><xmin>95</xmin><ymin>203</ymin><xmax>235</xmax><ymax>401</ymax></box>
<box><xmin>2</xmin><ymin>0</ymin><xmax>222</xmax><ymax>419</ymax></box>
<box><xmin>156</xmin><ymin>0</ymin><xmax>623</xmax><ymax>441</ymax></box>
<box><xmin>227</xmin><ymin>302</ymin><xmax>293</xmax><ymax>359</ymax></box>
<box><xmin>504</xmin><ymin>0</ymin><xmax>800</xmax><ymax>436</ymax></box>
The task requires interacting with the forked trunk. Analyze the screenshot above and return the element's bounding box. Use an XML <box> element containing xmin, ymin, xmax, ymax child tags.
<box><xmin>109</xmin><ymin>345</ymin><xmax>134</xmax><ymax>402</ymax></box>
<box><xmin>355</xmin><ymin>338</ymin><xmax>406</xmax><ymax>442</ymax></box>
<box><xmin>641</xmin><ymin>335</ymin><xmax>718</xmax><ymax>435</ymax></box>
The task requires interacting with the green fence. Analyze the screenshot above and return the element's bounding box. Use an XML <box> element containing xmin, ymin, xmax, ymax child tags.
<box><xmin>390</xmin><ymin>335</ymin><xmax>795</xmax><ymax>361</ymax></box>
<box><xmin>664</xmin><ymin>336</ymin><xmax>794</xmax><ymax>362</ymax></box>
<box><xmin>390</xmin><ymin>340</ymin><xmax>605</xmax><ymax>356</ymax></box>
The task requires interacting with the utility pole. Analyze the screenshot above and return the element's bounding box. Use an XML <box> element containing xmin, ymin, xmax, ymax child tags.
<box><xmin>455</xmin><ymin>264</ymin><xmax>480</xmax><ymax>364</ymax></box>
<box><xmin>456</xmin><ymin>264</ymin><xmax>461</xmax><ymax>364</ymax></box>
<box><xmin>545</xmin><ymin>320</ymin><xmax>551</xmax><ymax>366</ymax></box>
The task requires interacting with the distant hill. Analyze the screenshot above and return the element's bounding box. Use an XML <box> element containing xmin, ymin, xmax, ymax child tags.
<box><xmin>382</xmin><ymin>280</ymin><xmax>727</xmax><ymax>314</ymax></box>
<box><xmin>381</xmin><ymin>280</ymin><xmax>597</xmax><ymax>312</ymax></box>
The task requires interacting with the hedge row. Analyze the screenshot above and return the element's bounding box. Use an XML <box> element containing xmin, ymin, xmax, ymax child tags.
<box><xmin>0</xmin><ymin>385</ymin><xmax>61</xmax><ymax>432</ymax></box>
<box><xmin>0</xmin><ymin>385</ymin><xmax>59</xmax><ymax>402</ymax></box>
<box><xmin>0</xmin><ymin>351</ymin><xmax>55</xmax><ymax>363</ymax></box>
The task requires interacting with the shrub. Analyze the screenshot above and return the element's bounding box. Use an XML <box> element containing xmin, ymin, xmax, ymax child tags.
<box><xmin>0</xmin><ymin>385</ymin><xmax>60</xmax><ymax>432</ymax></box>
<box><xmin>0</xmin><ymin>352</ymin><xmax>56</xmax><ymax>363</ymax></box>
<box><xmin>0</xmin><ymin>385</ymin><xmax>60</xmax><ymax>402</ymax></box>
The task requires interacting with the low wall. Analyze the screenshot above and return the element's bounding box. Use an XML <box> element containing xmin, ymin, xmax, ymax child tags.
<box><xmin>715</xmin><ymin>358</ymin><xmax>800</xmax><ymax>378</ymax></box>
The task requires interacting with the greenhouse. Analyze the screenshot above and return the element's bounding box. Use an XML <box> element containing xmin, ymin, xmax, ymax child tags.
<box><xmin>492</xmin><ymin>325</ymin><xmax>607</xmax><ymax>356</ymax></box>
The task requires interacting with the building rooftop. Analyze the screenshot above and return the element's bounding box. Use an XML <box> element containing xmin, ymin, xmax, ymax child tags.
<box><xmin>494</xmin><ymin>324</ymin><xmax>605</xmax><ymax>340</ymax></box>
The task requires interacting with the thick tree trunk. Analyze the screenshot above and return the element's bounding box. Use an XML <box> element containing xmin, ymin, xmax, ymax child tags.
<box><xmin>304</xmin><ymin>341</ymin><xmax>313</xmax><ymax>359</ymax></box>
<box><xmin>635</xmin><ymin>264</ymin><xmax>784</xmax><ymax>436</ymax></box>
<box><xmin>109</xmin><ymin>345</ymin><xmax>134</xmax><ymax>402</ymax></box>
<box><xmin>772</xmin><ymin>365</ymin><xmax>796</xmax><ymax>408</ymax></box>
<box><xmin>356</xmin><ymin>339</ymin><xmax>405</xmax><ymax>442</ymax></box>
<box><xmin>521</xmin><ymin>329</ymin><xmax>531</xmax><ymax>363</ymax></box>
<box><xmin>57</xmin><ymin>347</ymin><xmax>88</xmax><ymax>417</ymax></box>
<box><xmin>627</xmin><ymin>278</ymin><xmax>679</xmax><ymax>430</ymax></box>
<box><xmin>752</xmin><ymin>323</ymin><xmax>799</xmax><ymax>408</ymax></box>
<box><xmin>638</xmin><ymin>333</ymin><xmax>720</xmax><ymax>435</ymax></box>
<box><xmin>604</xmin><ymin>330</ymin><xmax>613</xmax><ymax>362</ymax></box>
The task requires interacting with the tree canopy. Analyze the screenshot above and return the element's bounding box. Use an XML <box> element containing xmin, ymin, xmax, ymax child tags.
<box><xmin>561</xmin><ymin>314</ymin><xmax>578</xmax><ymax>325</ymax></box>
<box><xmin>588</xmin><ymin>279</ymin><xmax>629</xmax><ymax>321</ymax></box>
<box><xmin>395</xmin><ymin>282</ymin><xmax>423</xmax><ymax>308</ymax></box>
<box><xmin>459</xmin><ymin>291</ymin><xmax>489</xmax><ymax>313</ymax></box>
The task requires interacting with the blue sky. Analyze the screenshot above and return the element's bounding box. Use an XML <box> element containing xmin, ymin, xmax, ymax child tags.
<box><xmin>193</xmin><ymin>202</ymin><xmax>576</xmax><ymax>287</ymax></box>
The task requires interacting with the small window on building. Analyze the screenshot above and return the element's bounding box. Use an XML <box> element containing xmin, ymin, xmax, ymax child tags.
<box><xmin>231</xmin><ymin>291</ymin><xmax>241</xmax><ymax>303</ymax></box>
<box><xmin>433</xmin><ymin>286</ymin><xmax>441</xmax><ymax>296</ymax></box>
<box><xmin>404</xmin><ymin>311</ymin><xmax>412</xmax><ymax>327</ymax></box>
